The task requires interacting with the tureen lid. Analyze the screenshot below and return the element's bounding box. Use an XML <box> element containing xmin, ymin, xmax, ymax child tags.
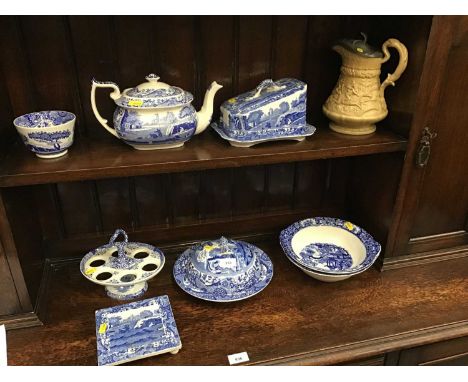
<box><xmin>115</xmin><ymin>74</ymin><xmax>194</xmax><ymax>109</ymax></box>
<box><xmin>335</xmin><ymin>33</ymin><xmax>384</xmax><ymax>58</ymax></box>
<box><xmin>221</xmin><ymin>78</ymin><xmax>306</xmax><ymax>115</ymax></box>
<box><xmin>188</xmin><ymin>237</ymin><xmax>256</xmax><ymax>277</ymax></box>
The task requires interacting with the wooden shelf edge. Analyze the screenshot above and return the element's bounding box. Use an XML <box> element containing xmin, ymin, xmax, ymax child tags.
<box><xmin>0</xmin><ymin>312</ymin><xmax>42</xmax><ymax>331</ymax></box>
<box><xmin>253</xmin><ymin>319</ymin><xmax>468</xmax><ymax>366</ymax></box>
<box><xmin>0</xmin><ymin>128</ymin><xmax>407</xmax><ymax>188</ymax></box>
<box><xmin>380</xmin><ymin>245</ymin><xmax>468</xmax><ymax>271</ymax></box>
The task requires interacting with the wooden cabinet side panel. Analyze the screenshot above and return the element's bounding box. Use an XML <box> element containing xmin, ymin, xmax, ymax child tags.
<box><xmin>385</xmin><ymin>16</ymin><xmax>468</xmax><ymax>260</ymax></box>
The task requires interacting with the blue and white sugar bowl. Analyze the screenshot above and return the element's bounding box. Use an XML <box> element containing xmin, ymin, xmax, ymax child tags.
<box><xmin>173</xmin><ymin>236</ymin><xmax>273</xmax><ymax>302</ymax></box>
<box><xmin>91</xmin><ymin>74</ymin><xmax>222</xmax><ymax>150</ymax></box>
<box><xmin>212</xmin><ymin>78</ymin><xmax>316</xmax><ymax>147</ymax></box>
<box><xmin>80</xmin><ymin>229</ymin><xmax>165</xmax><ymax>300</ymax></box>
<box><xmin>13</xmin><ymin>110</ymin><xmax>75</xmax><ymax>158</ymax></box>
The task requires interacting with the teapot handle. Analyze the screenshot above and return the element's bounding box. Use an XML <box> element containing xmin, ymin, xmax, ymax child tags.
<box><xmin>91</xmin><ymin>79</ymin><xmax>121</xmax><ymax>138</ymax></box>
<box><xmin>379</xmin><ymin>38</ymin><xmax>408</xmax><ymax>93</ymax></box>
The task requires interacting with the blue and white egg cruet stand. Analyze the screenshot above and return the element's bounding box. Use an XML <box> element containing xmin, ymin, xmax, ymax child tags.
<box><xmin>80</xmin><ymin>229</ymin><xmax>165</xmax><ymax>300</ymax></box>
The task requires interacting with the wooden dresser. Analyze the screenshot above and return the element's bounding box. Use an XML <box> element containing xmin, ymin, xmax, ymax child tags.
<box><xmin>0</xmin><ymin>15</ymin><xmax>466</xmax><ymax>365</ymax></box>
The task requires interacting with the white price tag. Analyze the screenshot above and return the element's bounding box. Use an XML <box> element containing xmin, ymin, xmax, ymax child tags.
<box><xmin>228</xmin><ymin>351</ymin><xmax>249</xmax><ymax>365</ymax></box>
<box><xmin>0</xmin><ymin>325</ymin><xmax>7</xmax><ymax>366</ymax></box>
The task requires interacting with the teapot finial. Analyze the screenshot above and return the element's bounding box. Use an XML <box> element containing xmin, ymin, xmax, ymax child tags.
<box><xmin>145</xmin><ymin>74</ymin><xmax>160</xmax><ymax>82</ymax></box>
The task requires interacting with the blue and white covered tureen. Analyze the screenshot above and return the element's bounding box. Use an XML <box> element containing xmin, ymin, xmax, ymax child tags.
<box><xmin>212</xmin><ymin>78</ymin><xmax>316</xmax><ymax>147</ymax></box>
<box><xmin>91</xmin><ymin>74</ymin><xmax>222</xmax><ymax>149</ymax></box>
<box><xmin>173</xmin><ymin>237</ymin><xmax>273</xmax><ymax>302</ymax></box>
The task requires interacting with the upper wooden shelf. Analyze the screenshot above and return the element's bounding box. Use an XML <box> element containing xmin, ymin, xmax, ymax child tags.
<box><xmin>0</xmin><ymin>126</ymin><xmax>407</xmax><ymax>187</ymax></box>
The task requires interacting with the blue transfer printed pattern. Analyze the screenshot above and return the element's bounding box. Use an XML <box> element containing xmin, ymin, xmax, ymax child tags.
<box><xmin>173</xmin><ymin>239</ymin><xmax>273</xmax><ymax>302</ymax></box>
<box><xmin>95</xmin><ymin>295</ymin><xmax>181</xmax><ymax>366</ymax></box>
<box><xmin>222</xmin><ymin>78</ymin><xmax>306</xmax><ymax>115</ymax></box>
<box><xmin>80</xmin><ymin>229</ymin><xmax>165</xmax><ymax>300</ymax></box>
<box><xmin>112</xmin><ymin>106</ymin><xmax>197</xmax><ymax>146</ymax></box>
<box><xmin>14</xmin><ymin>111</ymin><xmax>75</xmax><ymax>128</ymax></box>
<box><xmin>218</xmin><ymin>78</ymin><xmax>315</xmax><ymax>143</ymax></box>
<box><xmin>116</xmin><ymin>86</ymin><xmax>193</xmax><ymax>109</ymax></box>
<box><xmin>279</xmin><ymin>217</ymin><xmax>381</xmax><ymax>275</ymax></box>
<box><xmin>212</xmin><ymin>121</ymin><xmax>316</xmax><ymax>144</ymax></box>
<box><xmin>92</xmin><ymin>77</ymin><xmax>193</xmax><ymax>109</ymax></box>
<box><xmin>106</xmin><ymin>283</ymin><xmax>148</xmax><ymax>301</ymax></box>
<box><xmin>26</xmin><ymin>130</ymin><xmax>71</xmax><ymax>151</ymax></box>
<box><xmin>299</xmin><ymin>243</ymin><xmax>353</xmax><ymax>271</ymax></box>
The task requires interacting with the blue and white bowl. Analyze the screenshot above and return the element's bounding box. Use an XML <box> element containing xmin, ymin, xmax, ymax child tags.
<box><xmin>280</xmin><ymin>217</ymin><xmax>381</xmax><ymax>282</ymax></box>
<box><xmin>13</xmin><ymin>111</ymin><xmax>75</xmax><ymax>159</ymax></box>
<box><xmin>173</xmin><ymin>237</ymin><xmax>273</xmax><ymax>302</ymax></box>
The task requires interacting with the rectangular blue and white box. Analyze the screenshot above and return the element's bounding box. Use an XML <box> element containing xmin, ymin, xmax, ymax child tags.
<box><xmin>95</xmin><ymin>295</ymin><xmax>182</xmax><ymax>366</ymax></box>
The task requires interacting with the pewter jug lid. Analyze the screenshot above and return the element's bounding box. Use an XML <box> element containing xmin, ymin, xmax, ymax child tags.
<box><xmin>115</xmin><ymin>74</ymin><xmax>194</xmax><ymax>109</ymax></box>
<box><xmin>335</xmin><ymin>33</ymin><xmax>384</xmax><ymax>58</ymax></box>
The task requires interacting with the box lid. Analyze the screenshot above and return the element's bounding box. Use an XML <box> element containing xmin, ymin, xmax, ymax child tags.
<box><xmin>95</xmin><ymin>295</ymin><xmax>181</xmax><ymax>366</ymax></box>
<box><xmin>221</xmin><ymin>78</ymin><xmax>306</xmax><ymax>115</ymax></box>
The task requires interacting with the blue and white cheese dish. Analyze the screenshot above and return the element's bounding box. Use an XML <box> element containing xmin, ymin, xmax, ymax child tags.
<box><xmin>13</xmin><ymin>110</ymin><xmax>75</xmax><ymax>158</ymax></box>
<box><xmin>212</xmin><ymin>78</ymin><xmax>316</xmax><ymax>147</ymax></box>
<box><xmin>91</xmin><ymin>74</ymin><xmax>222</xmax><ymax>149</ymax></box>
<box><xmin>95</xmin><ymin>295</ymin><xmax>181</xmax><ymax>366</ymax></box>
<box><xmin>173</xmin><ymin>237</ymin><xmax>273</xmax><ymax>302</ymax></box>
<box><xmin>80</xmin><ymin>229</ymin><xmax>165</xmax><ymax>300</ymax></box>
<box><xmin>279</xmin><ymin>217</ymin><xmax>381</xmax><ymax>282</ymax></box>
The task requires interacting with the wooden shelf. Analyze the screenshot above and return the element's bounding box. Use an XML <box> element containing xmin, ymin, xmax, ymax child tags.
<box><xmin>6</xmin><ymin>239</ymin><xmax>468</xmax><ymax>365</ymax></box>
<box><xmin>0</xmin><ymin>127</ymin><xmax>407</xmax><ymax>187</ymax></box>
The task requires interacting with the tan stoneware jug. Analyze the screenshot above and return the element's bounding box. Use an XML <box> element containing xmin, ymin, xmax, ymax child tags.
<box><xmin>323</xmin><ymin>34</ymin><xmax>408</xmax><ymax>135</ymax></box>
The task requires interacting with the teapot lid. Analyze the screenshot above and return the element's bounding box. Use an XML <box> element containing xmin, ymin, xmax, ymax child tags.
<box><xmin>335</xmin><ymin>33</ymin><xmax>384</xmax><ymax>58</ymax></box>
<box><xmin>115</xmin><ymin>74</ymin><xmax>194</xmax><ymax>109</ymax></box>
<box><xmin>188</xmin><ymin>237</ymin><xmax>256</xmax><ymax>277</ymax></box>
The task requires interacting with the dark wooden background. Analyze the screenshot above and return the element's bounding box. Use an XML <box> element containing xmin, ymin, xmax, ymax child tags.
<box><xmin>0</xmin><ymin>16</ymin><xmax>431</xmax><ymax>305</ymax></box>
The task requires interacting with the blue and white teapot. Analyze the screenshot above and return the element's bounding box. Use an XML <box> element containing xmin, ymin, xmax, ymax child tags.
<box><xmin>91</xmin><ymin>74</ymin><xmax>222</xmax><ymax>149</ymax></box>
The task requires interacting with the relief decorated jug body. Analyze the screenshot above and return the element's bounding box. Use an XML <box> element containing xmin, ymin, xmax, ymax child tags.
<box><xmin>323</xmin><ymin>34</ymin><xmax>408</xmax><ymax>135</ymax></box>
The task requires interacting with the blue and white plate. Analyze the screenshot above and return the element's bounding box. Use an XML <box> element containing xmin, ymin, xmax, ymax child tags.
<box><xmin>95</xmin><ymin>295</ymin><xmax>182</xmax><ymax>366</ymax></box>
<box><xmin>173</xmin><ymin>237</ymin><xmax>273</xmax><ymax>302</ymax></box>
<box><xmin>280</xmin><ymin>217</ymin><xmax>381</xmax><ymax>275</ymax></box>
<box><xmin>211</xmin><ymin>121</ymin><xmax>316</xmax><ymax>147</ymax></box>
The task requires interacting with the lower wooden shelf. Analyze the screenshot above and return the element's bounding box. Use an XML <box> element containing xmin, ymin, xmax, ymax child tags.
<box><xmin>6</xmin><ymin>239</ymin><xmax>468</xmax><ymax>365</ymax></box>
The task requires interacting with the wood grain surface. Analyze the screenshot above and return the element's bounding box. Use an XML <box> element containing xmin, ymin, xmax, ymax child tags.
<box><xmin>6</xmin><ymin>240</ymin><xmax>468</xmax><ymax>365</ymax></box>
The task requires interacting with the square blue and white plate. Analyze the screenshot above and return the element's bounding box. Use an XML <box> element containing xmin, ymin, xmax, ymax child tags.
<box><xmin>95</xmin><ymin>295</ymin><xmax>182</xmax><ymax>366</ymax></box>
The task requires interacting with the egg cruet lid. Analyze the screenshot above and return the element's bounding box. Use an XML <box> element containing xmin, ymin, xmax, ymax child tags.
<box><xmin>335</xmin><ymin>33</ymin><xmax>384</xmax><ymax>58</ymax></box>
<box><xmin>188</xmin><ymin>237</ymin><xmax>256</xmax><ymax>277</ymax></box>
<box><xmin>115</xmin><ymin>74</ymin><xmax>194</xmax><ymax>109</ymax></box>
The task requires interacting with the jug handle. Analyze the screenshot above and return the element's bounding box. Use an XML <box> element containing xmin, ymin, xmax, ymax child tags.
<box><xmin>379</xmin><ymin>38</ymin><xmax>408</xmax><ymax>93</ymax></box>
<box><xmin>91</xmin><ymin>79</ymin><xmax>121</xmax><ymax>138</ymax></box>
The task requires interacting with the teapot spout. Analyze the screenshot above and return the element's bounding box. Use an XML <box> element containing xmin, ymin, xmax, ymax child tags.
<box><xmin>195</xmin><ymin>81</ymin><xmax>223</xmax><ymax>135</ymax></box>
